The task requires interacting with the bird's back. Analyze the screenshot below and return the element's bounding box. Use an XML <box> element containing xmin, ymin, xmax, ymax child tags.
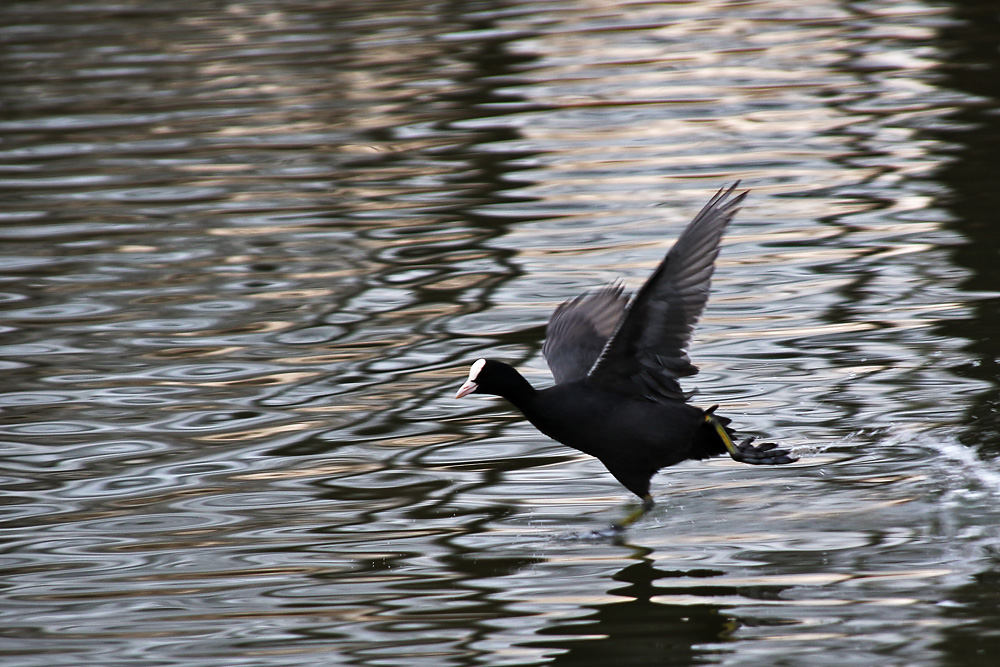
<box><xmin>519</xmin><ymin>383</ymin><xmax>710</xmax><ymax>464</ymax></box>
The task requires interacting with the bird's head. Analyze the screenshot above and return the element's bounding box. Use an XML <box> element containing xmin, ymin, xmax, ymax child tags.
<box><xmin>455</xmin><ymin>358</ymin><xmax>529</xmax><ymax>399</ymax></box>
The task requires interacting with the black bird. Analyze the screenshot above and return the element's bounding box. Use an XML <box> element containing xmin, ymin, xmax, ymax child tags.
<box><xmin>455</xmin><ymin>183</ymin><xmax>796</xmax><ymax>530</ymax></box>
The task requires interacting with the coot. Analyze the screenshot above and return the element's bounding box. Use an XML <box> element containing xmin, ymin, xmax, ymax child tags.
<box><xmin>456</xmin><ymin>183</ymin><xmax>796</xmax><ymax>530</ymax></box>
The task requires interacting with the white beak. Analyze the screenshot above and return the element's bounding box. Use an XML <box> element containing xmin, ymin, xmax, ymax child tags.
<box><xmin>455</xmin><ymin>380</ymin><xmax>477</xmax><ymax>399</ymax></box>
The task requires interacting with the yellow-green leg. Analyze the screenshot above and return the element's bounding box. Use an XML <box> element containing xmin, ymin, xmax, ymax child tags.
<box><xmin>613</xmin><ymin>494</ymin><xmax>655</xmax><ymax>532</ymax></box>
<box><xmin>706</xmin><ymin>411</ymin><xmax>741</xmax><ymax>458</ymax></box>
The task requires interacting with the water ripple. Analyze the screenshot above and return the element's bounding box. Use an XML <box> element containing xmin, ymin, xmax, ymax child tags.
<box><xmin>1</xmin><ymin>0</ymin><xmax>999</xmax><ymax>666</ymax></box>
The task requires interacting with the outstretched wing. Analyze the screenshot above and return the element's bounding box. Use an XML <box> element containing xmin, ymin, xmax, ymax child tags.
<box><xmin>587</xmin><ymin>183</ymin><xmax>747</xmax><ymax>400</ymax></box>
<box><xmin>542</xmin><ymin>285</ymin><xmax>629</xmax><ymax>384</ymax></box>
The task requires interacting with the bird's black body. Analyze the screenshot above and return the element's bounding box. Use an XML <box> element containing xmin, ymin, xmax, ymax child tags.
<box><xmin>456</xmin><ymin>184</ymin><xmax>796</xmax><ymax>528</ymax></box>
<box><xmin>471</xmin><ymin>361</ymin><xmax>723</xmax><ymax>498</ymax></box>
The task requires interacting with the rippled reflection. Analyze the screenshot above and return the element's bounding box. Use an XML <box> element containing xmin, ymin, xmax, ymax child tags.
<box><xmin>2</xmin><ymin>0</ymin><xmax>1000</xmax><ymax>666</ymax></box>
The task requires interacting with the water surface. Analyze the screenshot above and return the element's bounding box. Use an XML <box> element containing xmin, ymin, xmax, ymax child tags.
<box><xmin>3</xmin><ymin>1</ymin><xmax>1000</xmax><ymax>665</ymax></box>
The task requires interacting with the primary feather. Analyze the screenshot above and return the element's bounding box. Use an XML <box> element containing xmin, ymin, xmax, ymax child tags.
<box><xmin>585</xmin><ymin>182</ymin><xmax>744</xmax><ymax>400</ymax></box>
<box><xmin>540</xmin><ymin>183</ymin><xmax>744</xmax><ymax>399</ymax></box>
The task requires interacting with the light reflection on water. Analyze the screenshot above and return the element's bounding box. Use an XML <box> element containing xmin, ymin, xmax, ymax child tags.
<box><xmin>2</xmin><ymin>0</ymin><xmax>1000</xmax><ymax>665</ymax></box>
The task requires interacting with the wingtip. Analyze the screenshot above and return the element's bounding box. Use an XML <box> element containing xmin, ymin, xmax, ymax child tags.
<box><xmin>705</xmin><ymin>181</ymin><xmax>749</xmax><ymax>212</ymax></box>
<box><xmin>723</xmin><ymin>180</ymin><xmax>749</xmax><ymax>203</ymax></box>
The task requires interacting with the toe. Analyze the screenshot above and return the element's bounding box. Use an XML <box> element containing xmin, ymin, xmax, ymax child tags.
<box><xmin>730</xmin><ymin>440</ymin><xmax>797</xmax><ymax>465</ymax></box>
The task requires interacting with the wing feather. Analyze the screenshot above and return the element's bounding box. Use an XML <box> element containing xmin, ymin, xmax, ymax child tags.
<box><xmin>542</xmin><ymin>285</ymin><xmax>629</xmax><ymax>384</ymax></box>
<box><xmin>587</xmin><ymin>183</ymin><xmax>747</xmax><ymax>400</ymax></box>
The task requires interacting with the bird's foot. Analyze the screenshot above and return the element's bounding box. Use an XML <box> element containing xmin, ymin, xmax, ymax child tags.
<box><xmin>611</xmin><ymin>494</ymin><xmax>654</xmax><ymax>531</ymax></box>
<box><xmin>561</xmin><ymin>494</ymin><xmax>653</xmax><ymax>542</ymax></box>
<box><xmin>705</xmin><ymin>410</ymin><xmax>797</xmax><ymax>465</ymax></box>
<box><xmin>729</xmin><ymin>436</ymin><xmax>798</xmax><ymax>465</ymax></box>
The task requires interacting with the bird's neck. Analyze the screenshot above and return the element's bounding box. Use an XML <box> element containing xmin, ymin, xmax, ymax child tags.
<box><xmin>496</xmin><ymin>371</ymin><xmax>538</xmax><ymax>411</ymax></box>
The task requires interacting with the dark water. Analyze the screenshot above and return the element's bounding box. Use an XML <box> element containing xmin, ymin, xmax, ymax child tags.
<box><xmin>3</xmin><ymin>0</ymin><xmax>1000</xmax><ymax>665</ymax></box>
